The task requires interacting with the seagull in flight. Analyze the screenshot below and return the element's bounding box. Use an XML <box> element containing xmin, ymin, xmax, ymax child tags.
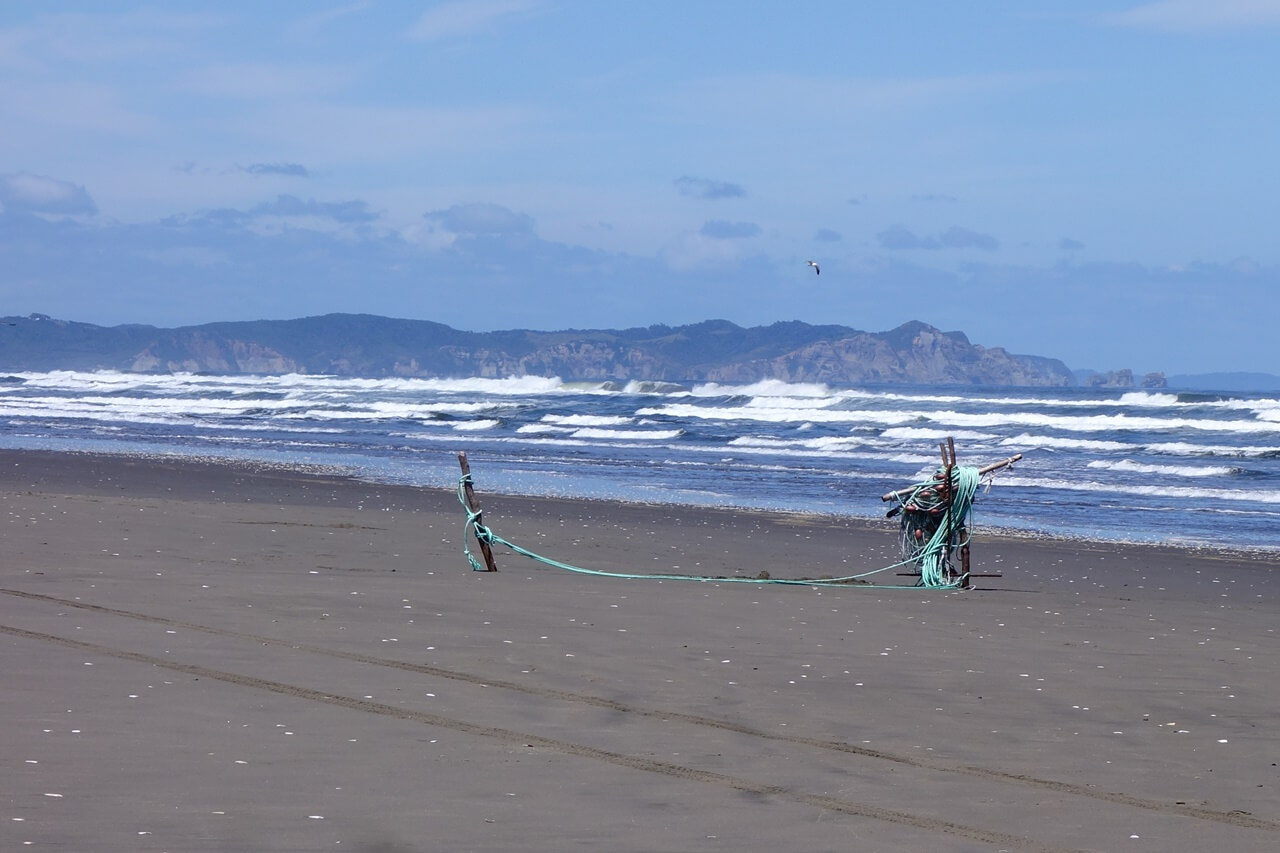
<box><xmin>806</xmin><ymin>260</ymin><xmax>820</xmax><ymax>275</ymax></box>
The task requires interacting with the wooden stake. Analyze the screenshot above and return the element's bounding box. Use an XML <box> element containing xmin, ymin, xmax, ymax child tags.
<box><xmin>879</xmin><ymin>440</ymin><xmax>1023</xmax><ymax>589</ymax></box>
<box><xmin>457</xmin><ymin>452</ymin><xmax>498</xmax><ymax>572</ymax></box>
<box><xmin>880</xmin><ymin>453</ymin><xmax>1023</xmax><ymax>502</ymax></box>
<box><xmin>943</xmin><ymin>438</ymin><xmax>956</xmax><ymax>579</ymax></box>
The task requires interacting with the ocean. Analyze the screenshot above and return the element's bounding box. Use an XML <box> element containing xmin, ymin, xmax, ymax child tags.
<box><xmin>1</xmin><ymin>370</ymin><xmax>1277</xmax><ymax>553</ymax></box>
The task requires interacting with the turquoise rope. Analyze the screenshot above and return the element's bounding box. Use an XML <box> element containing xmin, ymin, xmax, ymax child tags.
<box><xmin>456</xmin><ymin>471</ymin><xmax>976</xmax><ymax>590</ymax></box>
<box><xmin>899</xmin><ymin>466</ymin><xmax>980</xmax><ymax>588</ymax></box>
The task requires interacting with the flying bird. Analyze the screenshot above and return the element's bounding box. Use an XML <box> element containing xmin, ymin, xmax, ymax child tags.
<box><xmin>806</xmin><ymin>260</ymin><xmax>820</xmax><ymax>275</ymax></box>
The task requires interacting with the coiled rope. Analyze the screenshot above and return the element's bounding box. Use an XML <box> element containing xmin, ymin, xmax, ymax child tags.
<box><xmin>895</xmin><ymin>465</ymin><xmax>981</xmax><ymax>587</ymax></box>
<box><xmin>456</xmin><ymin>467</ymin><xmax>983</xmax><ymax>589</ymax></box>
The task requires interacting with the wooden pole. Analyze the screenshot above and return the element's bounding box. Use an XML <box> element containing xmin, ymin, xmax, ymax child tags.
<box><xmin>977</xmin><ymin>452</ymin><xmax>1021</xmax><ymax>476</ymax></box>
<box><xmin>881</xmin><ymin>440</ymin><xmax>1020</xmax><ymax>588</ymax></box>
<box><xmin>457</xmin><ymin>451</ymin><xmax>498</xmax><ymax>572</ymax></box>
<box><xmin>880</xmin><ymin>453</ymin><xmax>1022</xmax><ymax>502</ymax></box>
<box><xmin>942</xmin><ymin>438</ymin><xmax>956</xmax><ymax>579</ymax></box>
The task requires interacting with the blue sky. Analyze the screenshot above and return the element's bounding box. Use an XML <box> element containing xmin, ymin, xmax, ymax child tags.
<box><xmin>1</xmin><ymin>1</ymin><xmax>1278</xmax><ymax>376</ymax></box>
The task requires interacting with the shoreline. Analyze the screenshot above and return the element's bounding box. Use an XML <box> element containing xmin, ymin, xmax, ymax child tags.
<box><xmin>3</xmin><ymin>368</ymin><xmax>1276</xmax><ymax>556</ymax></box>
<box><xmin>3</xmin><ymin>445</ymin><xmax>1279</xmax><ymax>850</ymax></box>
<box><xmin>4</xmin><ymin>445</ymin><xmax>1276</xmax><ymax>564</ymax></box>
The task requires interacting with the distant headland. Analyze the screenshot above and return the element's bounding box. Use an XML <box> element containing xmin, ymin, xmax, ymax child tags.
<box><xmin>0</xmin><ymin>312</ymin><xmax>1273</xmax><ymax>391</ymax></box>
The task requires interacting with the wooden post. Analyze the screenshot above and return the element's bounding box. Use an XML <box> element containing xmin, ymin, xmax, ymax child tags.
<box><xmin>942</xmin><ymin>438</ymin><xmax>956</xmax><ymax>580</ymax></box>
<box><xmin>457</xmin><ymin>452</ymin><xmax>498</xmax><ymax>572</ymax></box>
<box><xmin>977</xmin><ymin>453</ymin><xmax>1022</xmax><ymax>476</ymax></box>
<box><xmin>880</xmin><ymin>453</ymin><xmax>1023</xmax><ymax>502</ymax></box>
<box><xmin>882</xmin><ymin>443</ymin><xmax>1022</xmax><ymax>587</ymax></box>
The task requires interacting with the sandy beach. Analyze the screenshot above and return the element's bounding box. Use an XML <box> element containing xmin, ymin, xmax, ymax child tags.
<box><xmin>2</xmin><ymin>448</ymin><xmax>1277</xmax><ymax>852</ymax></box>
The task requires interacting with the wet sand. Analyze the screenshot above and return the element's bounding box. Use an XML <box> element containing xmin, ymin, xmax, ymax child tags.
<box><xmin>2</xmin><ymin>448</ymin><xmax>1277</xmax><ymax>852</ymax></box>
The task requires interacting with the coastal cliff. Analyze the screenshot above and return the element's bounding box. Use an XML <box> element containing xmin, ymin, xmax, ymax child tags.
<box><xmin>1</xmin><ymin>313</ymin><xmax>1088</xmax><ymax>386</ymax></box>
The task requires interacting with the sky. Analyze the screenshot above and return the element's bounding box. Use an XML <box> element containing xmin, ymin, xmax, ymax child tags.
<box><xmin>1</xmin><ymin>1</ymin><xmax>1278</xmax><ymax>377</ymax></box>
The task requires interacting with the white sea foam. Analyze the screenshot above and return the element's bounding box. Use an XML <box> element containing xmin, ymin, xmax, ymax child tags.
<box><xmin>1000</xmin><ymin>434</ymin><xmax>1132</xmax><ymax>452</ymax></box>
<box><xmin>688</xmin><ymin>379</ymin><xmax>831</xmax><ymax>398</ymax></box>
<box><xmin>4</xmin><ymin>369</ymin><xmax>1278</xmax><ymax>549</ymax></box>
<box><xmin>942</xmin><ymin>409</ymin><xmax>1280</xmax><ymax>434</ymax></box>
<box><xmin>451</xmin><ymin>419</ymin><xmax>501</xmax><ymax>431</ymax></box>
<box><xmin>515</xmin><ymin>424</ymin><xmax>572</xmax><ymax>435</ymax></box>
<box><xmin>10</xmin><ymin>369</ymin><xmax>570</xmax><ymax>398</ymax></box>
<box><xmin>1117</xmin><ymin>391</ymin><xmax>1180</xmax><ymax>406</ymax></box>
<box><xmin>636</xmin><ymin>402</ymin><xmax>920</xmax><ymax>426</ymax></box>
<box><xmin>634</xmin><ymin>400</ymin><xmax>1280</xmax><ymax>435</ymax></box>
<box><xmin>1144</xmin><ymin>441</ymin><xmax>1280</xmax><ymax>458</ymax></box>
<box><xmin>810</xmin><ymin>386</ymin><xmax>1233</xmax><ymax>411</ymax></box>
<box><xmin>880</xmin><ymin>427</ymin><xmax>998</xmax><ymax>441</ymax></box>
<box><xmin>729</xmin><ymin>435</ymin><xmax>869</xmax><ymax>453</ymax></box>
<box><xmin>712</xmin><ymin>440</ymin><xmax>935</xmax><ymax>465</ymax></box>
<box><xmin>542</xmin><ymin>414</ymin><xmax>634</xmax><ymax>426</ymax></box>
<box><xmin>570</xmin><ymin>428</ymin><xmax>683</xmax><ymax>440</ymax></box>
<box><xmin>1086</xmin><ymin>459</ymin><xmax>1240</xmax><ymax>478</ymax></box>
<box><xmin>997</xmin><ymin>475</ymin><xmax>1280</xmax><ymax>504</ymax></box>
<box><xmin>13</xmin><ymin>369</ymin><xmax>1276</xmax><ymax>410</ymax></box>
<box><xmin>0</xmin><ymin>391</ymin><xmax>514</xmax><ymax>423</ymax></box>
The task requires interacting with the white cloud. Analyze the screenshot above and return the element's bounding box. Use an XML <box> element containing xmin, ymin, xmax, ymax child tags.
<box><xmin>675</xmin><ymin>176</ymin><xmax>747</xmax><ymax>200</ymax></box>
<box><xmin>699</xmin><ymin>220</ymin><xmax>760</xmax><ymax>240</ymax></box>
<box><xmin>218</xmin><ymin>101</ymin><xmax>543</xmax><ymax>161</ymax></box>
<box><xmin>0</xmin><ymin>24</ymin><xmax>39</xmax><ymax>72</ymax></box>
<box><xmin>175</xmin><ymin>62</ymin><xmax>361</xmax><ymax>99</ymax></box>
<box><xmin>661</xmin><ymin>230</ymin><xmax>758</xmax><ymax>272</ymax></box>
<box><xmin>0</xmin><ymin>79</ymin><xmax>165</xmax><ymax>146</ymax></box>
<box><xmin>288</xmin><ymin>1</ymin><xmax>374</xmax><ymax>38</ymax></box>
<box><xmin>0</xmin><ymin>10</ymin><xmax>223</xmax><ymax>68</ymax></box>
<box><xmin>425</xmin><ymin>202</ymin><xmax>533</xmax><ymax>236</ymax></box>
<box><xmin>1103</xmin><ymin>0</ymin><xmax>1280</xmax><ymax>32</ymax></box>
<box><xmin>0</xmin><ymin>172</ymin><xmax>96</xmax><ymax>214</ymax></box>
<box><xmin>407</xmin><ymin>0</ymin><xmax>541</xmax><ymax>42</ymax></box>
<box><xmin>668</xmin><ymin>71</ymin><xmax>1054</xmax><ymax>124</ymax></box>
<box><xmin>134</xmin><ymin>246</ymin><xmax>230</xmax><ymax>267</ymax></box>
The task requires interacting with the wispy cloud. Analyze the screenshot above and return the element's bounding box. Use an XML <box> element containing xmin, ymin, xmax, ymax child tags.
<box><xmin>0</xmin><ymin>9</ymin><xmax>223</xmax><ymax>68</ymax></box>
<box><xmin>669</xmin><ymin>70</ymin><xmax>1056</xmax><ymax>128</ymax></box>
<box><xmin>230</xmin><ymin>102</ymin><xmax>542</xmax><ymax>161</ymax></box>
<box><xmin>0</xmin><ymin>80</ymin><xmax>164</xmax><ymax>137</ymax></box>
<box><xmin>177</xmin><ymin>62</ymin><xmax>357</xmax><ymax>99</ymax></box>
<box><xmin>242</xmin><ymin>163</ymin><xmax>310</xmax><ymax>177</ymax></box>
<box><xmin>135</xmin><ymin>246</ymin><xmax>231</xmax><ymax>267</ymax></box>
<box><xmin>877</xmin><ymin>224</ymin><xmax>998</xmax><ymax>251</ymax></box>
<box><xmin>699</xmin><ymin>220</ymin><xmax>760</xmax><ymax>240</ymax></box>
<box><xmin>425</xmin><ymin>202</ymin><xmax>534</xmax><ymax>236</ymax></box>
<box><xmin>1101</xmin><ymin>0</ymin><xmax>1280</xmax><ymax>32</ymax></box>
<box><xmin>288</xmin><ymin>1</ymin><xmax>374</xmax><ymax>38</ymax></box>
<box><xmin>156</xmin><ymin>194</ymin><xmax>381</xmax><ymax>230</ymax></box>
<box><xmin>253</xmin><ymin>194</ymin><xmax>377</xmax><ymax>223</ymax></box>
<box><xmin>0</xmin><ymin>172</ymin><xmax>97</xmax><ymax>215</ymax></box>
<box><xmin>814</xmin><ymin>228</ymin><xmax>842</xmax><ymax>242</ymax></box>
<box><xmin>161</xmin><ymin>207</ymin><xmax>249</xmax><ymax>229</ymax></box>
<box><xmin>933</xmin><ymin>226</ymin><xmax>999</xmax><ymax>251</ymax></box>
<box><xmin>408</xmin><ymin>0</ymin><xmax>541</xmax><ymax>42</ymax></box>
<box><xmin>675</xmin><ymin>175</ymin><xmax>746</xmax><ymax>200</ymax></box>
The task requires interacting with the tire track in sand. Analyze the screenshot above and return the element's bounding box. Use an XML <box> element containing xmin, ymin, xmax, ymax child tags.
<box><xmin>5</xmin><ymin>587</ymin><xmax>1277</xmax><ymax>836</ymax></box>
<box><xmin>2</xmin><ymin>622</ymin><xmax>1075</xmax><ymax>853</ymax></box>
